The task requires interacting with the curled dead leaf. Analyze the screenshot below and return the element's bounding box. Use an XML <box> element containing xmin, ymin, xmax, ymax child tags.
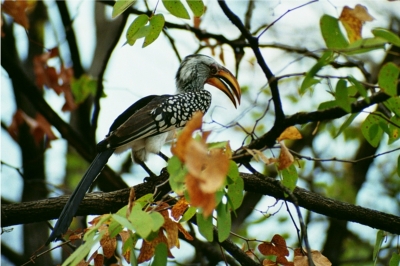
<box><xmin>278</xmin><ymin>126</ymin><xmax>302</xmax><ymax>141</ymax></box>
<box><xmin>278</xmin><ymin>142</ymin><xmax>294</xmax><ymax>170</ymax></box>
<box><xmin>339</xmin><ymin>4</ymin><xmax>374</xmax><ymax>43</ymax></box>
<box><xmin>293</xmin><ymin>248</ymin><xmax>332</xmax><ymax>266</ymax></box>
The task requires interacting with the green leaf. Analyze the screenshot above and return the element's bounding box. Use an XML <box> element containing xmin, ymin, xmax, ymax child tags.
<box><xmin>335</xmin><ymin>113</ymin><xmax>359</xmax><ymax>138</ymax></box>
<box><xmin>167</xmin><ymin>155</ymin><xmax>187</xmax><ymax>193</ymax></box>
<box><xmin>143</xmin><ymin>14</ymin><xmax>165</xmax><ymax>48</ymax></box>
<box><xmin>389</xmin><ymin>252</ymin><xmax>400</xmax><ymax>266</ymax></box>
<box><xmin>126</xmin><ymin>14</ymin><xmax>149</xmax><ymax>46</ymax></box>
<box><xmin>320</xmin><ymin>15</ymin><xmax>349</xmax><ymax>49</ymax></box>
<box><xmin>335</xmin><ymin>79</ymin><xmax>351</xmax><ymax>113</ymax></box>
<box><xmin>361</xmin><ymin>113</ymin><xmax>384</xmax><ymax>147</ymax></box>
<box><xmin>344</xmin><ymin>37</ymin><xmax>386</xmax><ymax>55</ymax></box>
<box><xmin>227</xmin><ymin>175</ymin><xmax>244</xmax><ymax>211</ymax></box>
<box><xmin>181</xmin><ymin>206</ymin><xmax>197</xmax><ymax>222</ymax></box>
<box><xmin>112</xmin><ymin>214</ymin><xmax>136</xmax><ymax>231</ymax></box>
<box><xmin>373</xmin><ymin>230</ymin><xmax>385</xmax><ymax>264</ymax></box>
<box><xmin>149</xmin><ymin>212</ymin><xmax>165</xmax><ymax>232</ymax></box>
<box><xmin>196</xmin><ymin>212</ymin><xmax>213</xmax><ymax>242</ymax></box>
<box><xmin>378</xmin><ymin>62</ymin><xmax>400</xmax><ymax>96</ymax></box>
<box><xmin>71</xmin><ymin>75</ymin><xmax>98</xmax><ymax>104</ymax></box>
<box><xmin>62</xmin><ymin>229</ymin><xmax>106</xmax><ymax>266</ymax></box>
<box><xmin>109</xmin><ymin>217</ymin><xmax>123</xmax><ymax>238</ymax></box>
<box><xmin>372</xmin><ymin>28</ymin><xmax>400</xmax><ymax>47</ymax></box>
<box><xmin>318</xmin><ymin>100</ymin><xmax>338</xmax><ymax>110</ymax></box>
<box><xmin>227</xmin><ymin>160</ymin><xmax>240</xmax><ymax>183</ymax></box>
<box><xmin>388</xmin><ymin>116</ymin><xmax>400</xmax><ymax>144</ymax></box>
<box><xmin>216</xmin><ymin>202</ymin><xmax>231</xmax><ymax>242</ymax></box>
<box><xmin>135</xmin><ymin>193</ymin><xmax>154</xmax><ymax>208</ymax></box>
<box><xmin>186</xmin><ymin>0</ymin><xmax>204</xmax><ymax>17</ymax></box>
<box><xmin>129</xmin><ymin>204</ymin><xmax>154</xmax><ymax>239</ymax></box>
<box><xmin>151</xmin><ymin>243</ymin><xmax>168</xmax><ymax>266</ymax></box>
<box><xmin>300</xmin><ymin>51</ymin><xmax>334</xmax><ymax>94</ymax></box>
<box><xmin>208</xmin><ymin>141</ymin><xmax>229</xmax><ymax>149</ymax></box>
<box><xmin>162</xmin><ymin>0</ymin><xmax>190</xmax><ymax>19</ymax></box>
<box><xmin>347</xmin><ymin>75</ymin><xmax>368</xmax><ymax>102</ymax></box>
<box><xmin>112</xmin><ymin>0</ymin><xmax>136</xmax><ymax>18</ymax></box>
<box><xmin>281</xmin><ymin>164</ymin><xmax>298</xmax><ymax>192</ymax></box>
<box><xmin>384</xmin><ymin>97</ymin><xmax>400</xmax><ymax>117</ymax></box>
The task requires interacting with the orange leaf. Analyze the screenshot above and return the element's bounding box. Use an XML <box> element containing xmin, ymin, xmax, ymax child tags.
<box><xmin>171</xmin><ymin>197</ymin><xmax>189</xmax><ymax>221</ymax></box>
<box><xmin>186</xmin><ymin>173</ymin><xmax>216</xmax><ymax>217</ymax></box>
<box><xmin>278</xmin><ymin>142</ymin><xmax>294</xmax><ymax>170</ymax></box>
<box><xmin>177</xmin><ymin>223</ymin><xmax>193</xmax><ymax>241</ymax></box>
<box><xmin>339</xmin><ymin>5</ymin><xmax>374</xmax><ymax>43</ymax></box>
<box><xmin>271</xmin><ymin>234</ymin><xmax>289</xmax><ymax>257</ymax></box>
<box><xmin>277</xmin><ymin>126</ymin><xmax>302</xmax><ymax>141</ymax></box>
<box><xmin>2</xmin><ymin>0</ymin><xmax>30</xmax><ymax>29</ymax></box>
<box><xmin>171</xmin><ymin>111</ymin><xmax>203</xmax><ymax>161</ymax></box>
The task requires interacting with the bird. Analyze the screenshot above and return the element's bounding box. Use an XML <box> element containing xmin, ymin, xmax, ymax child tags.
<box><xmin>46</xmin><ymin>54</ymin><xmax>241</xmax><ymax>245</ymax></box>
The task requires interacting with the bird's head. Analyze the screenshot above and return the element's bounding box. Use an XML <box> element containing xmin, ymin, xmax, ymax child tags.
<box><xmin>176</xmin><ymin>54</ymin><xmax>241</xmax><ymax>108</ymax></box>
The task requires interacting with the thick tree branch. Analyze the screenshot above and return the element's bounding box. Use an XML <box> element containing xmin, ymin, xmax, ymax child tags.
<box><xmin>3</xmin><ymin>172</ymin><xmax>400</xmax><ymax>235</ymax></box>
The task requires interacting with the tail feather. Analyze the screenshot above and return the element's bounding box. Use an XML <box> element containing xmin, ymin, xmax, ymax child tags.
<box><xmin>46</xmin><ymin>149</ymin><xmax>114</xmax><ymax>245</ymax></box>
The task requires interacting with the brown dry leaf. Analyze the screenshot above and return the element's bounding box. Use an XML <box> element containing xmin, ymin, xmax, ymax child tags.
<box><xmin>93</xmin><ymin>253</ymin><xmax>104</xmax><ymax>266</ymax></box>
<box><xmin>2</xmin><ymin>0</ymin><xmax>32</xmax><ymax>29</ymax></box>
<box><xmin>277</xmin><ymin>126</ymin><xmax>302</xmax><ymax>141</ymax></box>
<box><xmin>99</xmin><ymin>225</ymin><xmax>117</xmax><ymax>259</ymax></box>
<box><xmin>153</xmin><ymin>202</ymin><xmax>181</xmax><ymax>249</ymax></box>
<box><xmin>246</xmin><ymin>148</ymin><xmax>276</xmax><ymax>165</ymax></box>
<box><xmin>127</xmin><ymin>187</ymin><xmax>136</xmax><ymax>217</ymax></box>
<box><xmin>177</xmin><ymin>223</ymin><xmax>194</xmax><ymax>241</ymax></box>
<box><xmin>293</xmin><ymin>248</ymin><xmax>332</xmax><ymax>266</ymax></box>
<box><xmin>339</xmin><ymin>4</ymin><xmax>374</xmax><ymax>43</ymax></box>
<box><xmin>259</xmin><ymin>235</ymin><xmax>292</xmax><ymax>266</ymax></box>
<box><xmin>137</xmin><ymin>230</ymin><xmax>173</xmax><ymax>263</ymax></box>
<box><xmin>33</xmin><ymin>50</ymin><xmax>76</xmax><ymax>111</ymax></box>
<box><xmin>186</xmin><ymin>173</ymin><xmax>216</xmax><ymax>217</ymax></box>
<box><xmin>119</xmin><ymin>231</ymin><xmax>131</xmax><ymax>263</ymax></box>
<box><xmin>245</xmin><ymin>249</ymin><xmax>255</xmax><ymax>260</ymax></box>
<box><xmin>271</xmin><ymin>234</ymin><xmax>289</xmax><ymax>257</ymax></box>
<box><xmin>8</xmin><ymin>110</ymin><xmax>57</xmax><ymax>148</ymax></box>
<box><xmin>278</xmin><ymin>142</ymin><xmax>294</xmax><ymax>170</ymax></box>
<box><xmin>171</xmin><ymin>197</ymin><xmax>189</xmax><ymax>221</ymax></box>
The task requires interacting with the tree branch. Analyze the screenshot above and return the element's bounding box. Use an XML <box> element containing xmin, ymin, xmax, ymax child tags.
<box><xmin>3</xmin><ymin>172</ymin><xmax>400</xmax><ymax>234</ymax></box>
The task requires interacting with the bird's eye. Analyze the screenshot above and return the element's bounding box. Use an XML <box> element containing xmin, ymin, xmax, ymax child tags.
<box><xmin>210</xmin><ymin>65</ymin><xmax>218</xmax><ymax>75</ymax></box>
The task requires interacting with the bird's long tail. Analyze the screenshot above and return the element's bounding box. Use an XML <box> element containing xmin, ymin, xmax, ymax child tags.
<box><xmin>46</xmin><ymin>149</ymin><xmax>114</xmax><ymax>245</ymax></box>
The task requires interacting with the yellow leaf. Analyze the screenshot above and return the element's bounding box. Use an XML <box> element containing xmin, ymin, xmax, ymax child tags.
<box><xmin>278</xmin><ymin>126</ymin><xmax>302</xmax><ymax>141</ymax></box>
<box><xmin>339</xmin><ymin>4</ymin><xmax>374</xmax><ymax>43</ymax></box>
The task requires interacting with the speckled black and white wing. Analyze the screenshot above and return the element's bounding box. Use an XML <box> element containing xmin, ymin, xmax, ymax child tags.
<box><xmin>97</xmin><ymin>90</ymin><xmax>212</xmax><ymax>152</ymax></box>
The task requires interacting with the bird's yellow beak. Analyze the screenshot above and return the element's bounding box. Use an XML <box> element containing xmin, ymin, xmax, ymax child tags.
<box><xmin>206</xmin><ymin>67</ymin><xmax>241</xmax><ymax>108</ymax></box>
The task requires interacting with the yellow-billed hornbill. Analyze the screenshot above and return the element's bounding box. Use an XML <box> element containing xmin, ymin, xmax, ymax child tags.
<box><xmin>46</xmin><ymin>54</ymin><xmax>241</xmax><ymax>244</ymax></box>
